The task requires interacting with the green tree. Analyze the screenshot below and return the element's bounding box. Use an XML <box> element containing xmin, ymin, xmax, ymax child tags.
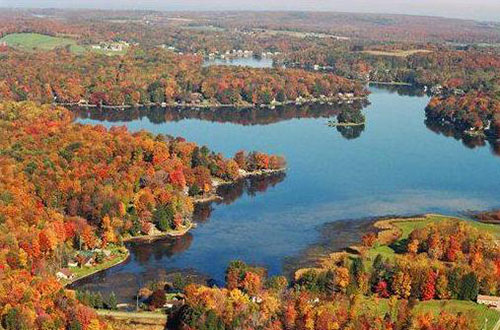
<box><xmin>107</xmin><ymin>292</ymin><xmax>118</xmax><ymax>310</ymax></box>
<box><xmin>153</xmin><ymin>204</ymin><xmax>174</xmax><ymax>231</ymax></box>
<box><xmin>2</xmin><ymin>308</ymin><xmax>29</xmax><ymax>330</ymax></box>
<box><xmin>350</xmin><ymin>257</ymin><xmax>364</xmax><ymax>288</ymax></box>
<box><xmin>459</xmin><ymin>272</ymin><xmax>479</xmax><ymax>301</ymax></box>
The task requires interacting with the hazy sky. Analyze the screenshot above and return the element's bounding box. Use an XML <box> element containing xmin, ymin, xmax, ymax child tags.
<box><xmin>1</xmin><ymin>0</ymin><xmax>500</xmax><ymax>21</ymax></box>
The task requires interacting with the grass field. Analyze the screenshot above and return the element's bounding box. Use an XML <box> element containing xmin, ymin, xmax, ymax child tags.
<box><xmin>97</xmin><ymin>309</ymin><xmax>167</xmax><ymax>330</ymax></box>
<box><xmin>0</xmin><ymin>33</ymin><xmax>86</xmax><ymax>53</ymax></box>
<box><xmin>364</xmin><ymin>214</ymin><xmax>500</xmax><ymax>267</ymax></box>
<box><xmin>414</xmin><ymin>300</ymin><xmax>500</xmax><ymax>330</ymax></box>
<box><xmin>360</xmin><ymin>49</ymin><xmax>432</xmax><ymax>57</ymax></box>
<box><xmin>0</xmin><ymin>33</ymin><xmax>127</xmax><ymax>55</ymax></box>
<box><xmin>392</xmin><ymin>214</ymin><xmax>500</xmax><ymax>240</ymax></box>
<box><xmin>358</xmin><ymin>296</ymin><xmax>500</xmax><ymax>330</ymax></box>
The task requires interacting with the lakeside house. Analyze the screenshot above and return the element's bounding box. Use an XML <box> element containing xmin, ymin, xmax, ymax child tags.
<box><xmin>75</xmin><ymin>250</ymin><xmax>96</xmax><ymax>267</ymax></box>
<box><xmin>68</xmin><ymin>261</ymin><xmax>78</xmax><ymax>268</ymax></box>
<box><xmin>477</xmin><ymin>295</ymin><xmax>500</xmax><ymax>309</ymax></box>
<box><xmin>56</xmin><ymin>268</ymin><xmax>75</xmax><ymax>281</ymax></box>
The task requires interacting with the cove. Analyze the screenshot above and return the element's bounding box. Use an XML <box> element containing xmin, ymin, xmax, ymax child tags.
<box><xmin>72</xmin><ymin>85</ymin><xmax>500</xmax><ymax>303</ymax></box>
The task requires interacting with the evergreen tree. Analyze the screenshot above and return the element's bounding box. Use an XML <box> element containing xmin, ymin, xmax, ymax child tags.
<box><xmin>370</xmin><ymin>254</ymin><xmax>384</xmax><ymax>288</ymax></box>
<box><xmin>459</xmin><ymin>272</ymin><xmax>479</xmax><ymax>301</ymax></box>
<box><xmin>350</xmin><ymin>257</ymin><xmax>364</xmax><ymax>288</ymax></box>
<box><xmin>107</xmin><ymin>292</ymin><xmax>118</xmax><ymax>310</ymax></box>
<box><xmin>447</xmin><ymin>268</ymin><xmax>461</xmax><ymax>299</ymax></box>
<box><xmin>153</xmin><ymin>204</ymin><xmax>174</xmax><ymax>231</ymax></box>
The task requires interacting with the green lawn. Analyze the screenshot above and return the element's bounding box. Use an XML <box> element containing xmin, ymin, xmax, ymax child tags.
<box><xmin>366</xmin><ymin>245</ymin><xmax>397</xmax><ymax>261</ymax></box>
<box><xmin>0</xmin><ymin>33</ymin><xmax>86</xmax><ymax>53</ymax></box>
<box><xmin>392</xmin><ymin>214</ymin><xmax>500</xmax><ymax>240</ymax></box>
<box><xmin>0</xmin><ymin>32</ymin><xmax>128</xmax><ymax>56</ymax></box>
<box><xmin>65</xmin><ymin>247</ymin><xmax>129</xmax><ymax>285</ymax></box>
<box><xmin>415</xmin><ymin>300</ymin><xmax>500</xmax><ymax>330</ymax></box>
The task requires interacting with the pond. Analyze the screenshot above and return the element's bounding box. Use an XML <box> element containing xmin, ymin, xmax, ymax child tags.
<box><xmin>203</xmin><ymin>56</ymin><xmax>274</xmax><ymax>68</ymax></box>
<box><xmin>72</xmin><ymin>85</ymin><xmax>500</xmax><ymax>303</ymax></box>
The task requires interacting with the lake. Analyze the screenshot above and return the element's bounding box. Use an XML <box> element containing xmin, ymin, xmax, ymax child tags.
<box><xmin>73</xmin><ymin>85</ymin><xmax>500</xmax><ymax>302</ymax></box>
<box><xmin>203</xmin><ymin>56</ymin><xmax>274</xmax><ymax>68</ymax></box>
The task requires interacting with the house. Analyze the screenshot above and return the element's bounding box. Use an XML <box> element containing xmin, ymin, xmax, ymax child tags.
<box><xmin>67</xmin><ymin>261</ymin><xmax>78</xmax><ymax>268</ymax></box>
<box><xmin>56</xmin><ymin>268</ymin><xmax>74</xmax><ymax>281</ymax></box>
<box><xmin>251</xmin><ymin>296</ymin><xmax>263</xmax><ymax>304</ymax></box>
<box><xmin>76</xmin><ymin>252</ymin><xmax>95</xmax><ymax>267</ymax></box>
<box><xmin>477</xmin><ymin>295</ymin><xmax>500</xmax><ymax>309</ymax></box>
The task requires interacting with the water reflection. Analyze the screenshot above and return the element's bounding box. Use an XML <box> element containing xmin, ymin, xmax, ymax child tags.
<box><xmin>203</xmin><ymin>56</ymin><xmax>274</xmax><ymax>68</ymax></box>
<box><xmin>425</xmin><ymin>118</ymin><xmax>500</xmax><ymax>156</ymax></box>
<box><xmin>195</xmin><ymin>172</ymin><xmax>286</xmax><ymax>221</ymax></box>
<box><xmin>72</xmin><ymin>85</ymin><xmax>500</xmax><ymax>304</ymax></box>
<box><xmin>336</xmin><ymin>124</ymin><xmax>365</xmax><ymax>139</ymax></box>
<box><xmin>131</xmin><ymin>234</ymin><xmax>194</xmax><ymax>266</ymax></box>
<box><xmin>369</xmin><ymin>83</ymin><xmax>428</xmax><ymax>97</ymax></box>
<box><xmin>74</xmin><ymin>101</ymin><xmax>367</xmax><ymax>127</ymax></box>
<box><xmin>72</xmin><ymin>172</ymin><xmax>286</xmax><ymax>303</ymax></box>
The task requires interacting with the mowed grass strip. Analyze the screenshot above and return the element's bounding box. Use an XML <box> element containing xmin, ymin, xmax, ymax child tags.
<box><xmin>360</xmin><ymin>49</ymin><xmax>432</xmax><ymax>57</ymax></box>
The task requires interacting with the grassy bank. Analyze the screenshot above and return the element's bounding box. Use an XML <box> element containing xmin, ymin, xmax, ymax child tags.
<box><xmin>358</xmin><ymin>296</ymin><xmax>499</xmax><ymax>330</ymax></box>
<box><xmin>64</xmin><ymin>246</ymin><xmax>129</xmax><ymax>286</ymax></box>
<box><xmin>363</xmin><ymin>213</ymin><xmax>500</xmax><ymax>268</ymax></box>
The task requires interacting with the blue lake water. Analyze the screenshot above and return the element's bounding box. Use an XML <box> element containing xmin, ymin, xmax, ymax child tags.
<box><xmin>73</xmin><ymin>86</ymin><xmax>500</xmax><ymax>301</ymax></box>
<box><xmin>203</xmin><ymin>56</ymin><xmax>274</xmax><ymax>68</ymax></box>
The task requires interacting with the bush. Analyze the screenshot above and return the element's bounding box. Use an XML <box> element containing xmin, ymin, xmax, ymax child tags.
<box><xmin>149</xmin><ymin>289</ymin><xmax>166</xmax><ymax>309</ymax></box>
<box><xmin>2</xmin><ymin>308</ymin><xmax>29</xmax><ymax>330</ymax></box>
<box><xmin>188</xmin><ymin>184</ymin><xmax>201</xmax><ymax>196</ymax></box>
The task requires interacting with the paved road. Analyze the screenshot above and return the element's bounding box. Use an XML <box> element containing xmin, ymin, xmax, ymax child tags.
<box><xmin>492</xmin><ymin>318</ymin><xmax>500</xmax><ymax>330</ymax></box>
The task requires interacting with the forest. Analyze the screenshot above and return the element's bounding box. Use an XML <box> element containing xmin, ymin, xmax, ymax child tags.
<box><xmin>0</xmin><ymin>48</ymin><xmax>367</xmax><ymax>107</ymax></box>
<box><xmin>0</xmin><ymin>101</ymin><xmax>284</xmax><ymax>329</ymax></box>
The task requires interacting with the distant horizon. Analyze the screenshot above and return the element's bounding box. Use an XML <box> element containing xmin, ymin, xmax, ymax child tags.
<box><xmin>1</xmin><ymin>0</ymin><xmax>499</xmax><ymax>22</ymax></box>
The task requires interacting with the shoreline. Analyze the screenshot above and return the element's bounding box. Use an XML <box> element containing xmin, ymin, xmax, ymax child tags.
<box><xmin>65</xmin><ymin>249</ymin><xmax>131</xmax><ymax>286</ymax></box>
<box><xmin>193</xmin><ymin>167</ymin><xmax>287</xmax><ymax>204</ymax></box>
<box><xmin>66</xmin><ymin>167</ymin><xmax>286</xmax><ymax>286</ymax></box>
<box><xmin>292</xmin><ymin>213</ymin><xmax>463</xmax><ymax>280</ymax></box>
<box><xmin>56</xmin><ymin>95</ymin><xmax>368</xmax><ymax>111</ymax></box>
<box><xmin>367</xmin><ymin>81</ymin><xmax>414</xmax><ymax>86</ymax></box>
<box><xmin>123</xmin><ymin>222</ymin><xmax>194</xmax><ymax>243</ymax></box>
<box><xmin>328</xmin><ymin>121</ymin><xmax>365</xmax><ymax>127</ymax></box>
